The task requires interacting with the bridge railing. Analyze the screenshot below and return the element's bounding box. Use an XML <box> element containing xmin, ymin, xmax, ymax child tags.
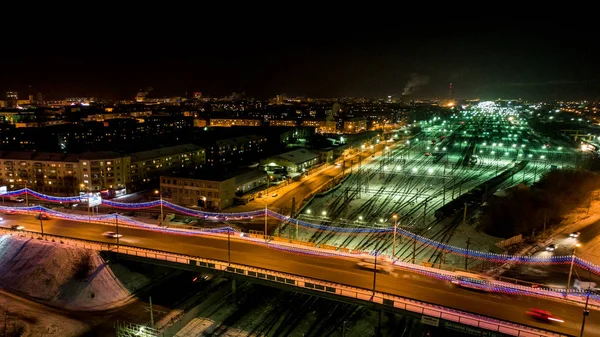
<box><xmin>111</xmin><ymin>246</ymin><xmax>566</xmax><ymax>337</ymax></box>
<box><xmin>0</xmin><ymin>229</ymin><xmax>574</xmax><ymax>336</ymax></box>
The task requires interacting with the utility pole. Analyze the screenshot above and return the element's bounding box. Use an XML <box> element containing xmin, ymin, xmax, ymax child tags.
<box><xmin>392</xmin><ymin>214</ymin><xmax>398</xmax><ymax>257</ymax></box>
<box><xmin>452</xmin><ymin>176</ymin><xmax>456</xmax><ymax>200</ymax></box>
<box><xmin>227</xmin><ymin>227</ymin><xmax>231</xmax><ymax>265</ymax></box>
<box><xmin>580</xmin><ymin>288</ymin><xmax>591</xmax><ymax>337</ymax></box>
<box><xmin>39</xmin><ymin>213</ymin><xmax>44</xmax><ymax>237</ymax></box>
<box><xmin>149</xmin><ymin>296</ymin><xmax>155</xmax><ymax>329</ymax></box>
<box><xmin>543</xmin><ymin>210</ymin><xmax>547</xmax><ymax>239</ymax></box>
<box><xmin>465</xmin><ymin>237</ymin><xmax>471</xmax><ymax>270</ymax></box>
<box><xmin>567</xmin><ymin>244</ymin><xmax>580</xmax><ymax>290</ymax></box>
<box><xmin>422</xmin><ymin>199</ymin><xmax>428</xmax><ymax>228</ymax></box>
<box><xmin>412</xmin><ymin>239</ymin><xmax>416</xmax><ymax>264</ymax></box>
<box><xmin>115</xmin><ymin>214</ymin><xmax>119</xmax><ymax>250</ymax></box>
<box><xmin>372</xmin><ymin>252</ymin><xmax>378</xmax><ymax>298</ymax></box>
<box><xmin>264</xmin><ymin>203</ymin><xmax>268</xmax><ymax>242</ymax></box>
<box><xmin>159</xmin><ymin>190</ymin><xmax>164</xmax><ymax>226</ymax></box>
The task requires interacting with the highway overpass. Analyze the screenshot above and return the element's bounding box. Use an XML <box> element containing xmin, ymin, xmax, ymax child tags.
<box><xmin>0</xmin><ymin>214</ymin><xmax>594</xmax><ymax>336</ymax></box>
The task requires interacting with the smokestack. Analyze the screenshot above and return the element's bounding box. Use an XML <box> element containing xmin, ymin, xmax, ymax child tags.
<box><xmin>449</xmin><ymin>82</ymin><xmax>453</xmax><ymax>98</ymax></box>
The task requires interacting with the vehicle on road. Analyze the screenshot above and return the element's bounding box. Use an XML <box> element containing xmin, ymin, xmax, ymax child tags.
<box><xmin>574</xmin><ymin>279</ymin><xmax>597</xmax><ymax>291</ymax></box>
<box><xmin>526</xmin><ymin>309</ymin><xmax>564</xmax><ymax>323</ymax></box>
<box><xmin>271</xmin><ymin>193</ymin><xmax>278</xmax><ymax>197</ymax></box>
<box><xmin>103</xmin><ymin>231</ymin><xmax>123</xmax><ymax>238</ymax></box>
<box><xmin>4</xmin><ymin>210</ymin><xmax>16</xmax><ymax>215</ymax></box>
<box><xmin>546</xmin><ymin>244</ymin><xmax>557</xmax><ymax>251</ymax></box>
<box><xmin>356</xmin><ymin>258</ymin><xmax>397</xmax><ymax>276</ymax></box>
<box><xmin>36</xmin><ymin>214</ymin><xmax>50</xmax><ymax>220</ymax></box>
<box><xmin>10</xmin><ymin>225</ymin><xmax>24</xmax><ymax>230</ymax></box>
<box><xmin>14</xmin><ymin>197</ymin><xmax>25</xmax><ymax>203</ymax></box>
<box><xmin>451</xmin><ymin>271</ymin><xmax>495</xmax><ymax>292</ymax></box>
<box><xmin>569</xmin><ymin>232</ymin><xmax>580</xmax><ymax>238</ymax></box>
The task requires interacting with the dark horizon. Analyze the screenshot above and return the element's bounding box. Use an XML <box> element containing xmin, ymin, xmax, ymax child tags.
<box><xmin>1</xmin><ymin>23</ymin><xmax>598</xmax><ymax>102</ymax></box>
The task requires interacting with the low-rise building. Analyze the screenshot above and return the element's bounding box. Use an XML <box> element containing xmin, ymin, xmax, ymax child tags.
<box><xmin>343</xmin><ymin>118</ymin><xmax>367</xmax><ymax>134</ymax></box>
<box><xmin>301</xmin><ymin>119</ymin><xmax>337</xmax><ymax>133</ymax></box>
<box><xmin>269</xmin><ymin>120</ymin><xmax>297</xmax><ymax>127</ymax></box>
<box><xmin>209</xmin><ymin>118</ymin><xmax>262</xmax><ymax>127</ymax></box>
<box><xmin>160</xmin><ymin>169</ymin><xmax>266</xmax><ymax>210</ymax></box>
<box><xmin>261</xmin><ymin>148</ymin><xmax>320</xmax><ymax>174</ymax></box>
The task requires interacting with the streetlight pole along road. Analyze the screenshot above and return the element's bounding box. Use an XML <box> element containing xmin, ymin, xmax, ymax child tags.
<box><xmin>1</xmin><ymin>214</ymin><xmax>598</xmax><ymax>336</ymax></box>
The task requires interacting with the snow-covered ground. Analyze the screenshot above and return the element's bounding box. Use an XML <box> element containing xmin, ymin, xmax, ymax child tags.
<box><xmin>0</xmin><ymin>235</ymin><xmax>132</xmax><ymax>311</ymax></box>
<box><xmin>0</xmin><ymin>289</ymin><xmax>88</xmax><ymax>337</ymax></box>
<box><xmin>0</xmin><ymin>234</ymin><xmax>143</xmax><ymax>336</ymax></box>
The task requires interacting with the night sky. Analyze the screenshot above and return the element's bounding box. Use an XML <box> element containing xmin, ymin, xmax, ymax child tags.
<box><xmin>1</xmin><ymin>23</ymin><xmax>598</xmax><ymax>101</ymax></box>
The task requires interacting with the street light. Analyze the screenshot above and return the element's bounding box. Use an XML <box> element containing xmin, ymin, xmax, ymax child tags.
<box><xmin>567</xmin><ymin>243</ymin><xmax>581</xmax><ymax>290</ymax></box>
<box><xmin>264</xmin><ymin>201</ymin><xmax>269</xmax><ymax>242</ymax></box>
<box><xmin>392</xmin><ymin>214</ymin><xmax>398</xmax><ymax>257</ymax></box>
<box><xmin>155</xmin><ymin>189</ymin><xmax>164</xmax><ymax>227</ymax></box>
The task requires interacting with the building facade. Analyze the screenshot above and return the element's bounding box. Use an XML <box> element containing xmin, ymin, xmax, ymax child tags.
<box><xmin>160</xmin><ymin>169</ymin><xmax>267</xmax><ymax>210</ymax></box>
<box><xmin>0</xmin><ymin>144</ymin><xmax>205</xmax><ymax>195</ymax></box>
<box><xmin>206</xmin><ymin>135</ymin><xmax>266</xmax><ymax>168</ymax></box>
<box><xmin>160</xmin><ymin>175</ymin><xmax>236</xmax><ymax>210</ymax></box>
<box><xmin>261</xmin><ymin>148</ymin><xmax>320</xmax><ymax>174</ymax></box>
<box><xmin>301</xmin><ymin>119</ymin><xmax>337</xmax><ymax>133</ymax></box>
<box><xmin>209</xmin><ymin>118</ymin><xmax>262</xmax><ymax>127</ymax></box>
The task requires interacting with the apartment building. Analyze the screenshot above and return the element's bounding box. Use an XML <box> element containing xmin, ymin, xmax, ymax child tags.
<box><xmin>0</xmin><ymin>144</ymin><xmax>205</xmax><ymax>195</ymax></box>
<box><xmin>160</xmin><ymin>169</ymin><xmax>267</xmax><ymax>210</ymax></box>
<box><xmin>209</xmin><ymin>118</ymin><xmax>262</xmax><ymax>127</ymax></box>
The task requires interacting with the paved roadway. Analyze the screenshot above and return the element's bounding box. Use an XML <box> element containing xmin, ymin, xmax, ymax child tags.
<box><xmin>502</xmin><ymin>220</ymin><xmax>600</xmax><ymax>289</ymax></box>
<box><xmin>0</xmin><ymin>214</ymin><xmax>596</xmax><ymax>336</ymax></box>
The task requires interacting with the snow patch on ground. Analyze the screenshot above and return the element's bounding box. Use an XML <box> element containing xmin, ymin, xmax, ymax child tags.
<box><xmin>0</xmin><ymin>290</ymin><xmax>88</xmax><ymax>337</ymax></box>
<box><xmin>0</xmin><ymin>234</ymin><xmax>131</xmax><ymax>311</ymax></box>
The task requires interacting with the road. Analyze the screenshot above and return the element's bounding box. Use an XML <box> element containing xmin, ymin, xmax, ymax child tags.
<box><xmin>0</xmin><ymin>214</ymin><xmax>595</xmax><ymax>336</ymax></box>
<box><xmin>502</xmin><ymin>220</ymin><xmax>600</xmax><ymax>289</ymax></box>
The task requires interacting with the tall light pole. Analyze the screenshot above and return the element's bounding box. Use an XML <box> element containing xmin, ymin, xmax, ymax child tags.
<box><xmin>372</xmin><ymin>251</ymin><xmax>378</xmax><ymax>298</ymax></box>
<box><xmin>264</xmin><ymin>202</ymin><xmax>268</xmax><ymax>242</ymax></box>
<box><xmin>39</xmin><ymin>212</ymin><xmax>44</xmax><ymax>237</ymax></box>
<box><xmin>115</xmin><ymin>214</ymin><xmax>120</xmax><ymax>250</ymax></box>
<box><xmin>580</xmin><ymin>267</ymin><xmax>593</xmax><ymax>337</ymax></box>
<box><xmin>392</xmin><ymin>214</ymin><xmax>398</xmax><ymax>258</ymax></box>
<box><xmin>155</xmin><ymin>190</ymin><xmax>164</xmax><ymax>226</ymax></box>
<box><xmin>227</xmin><ymin>226</ymin><xmax>231</xmax><ymax>265</ymax></box>
<box><xmin>567</xmin><ymin>243</ymin><xmax>581</xmax><ymax>290</ymax></box>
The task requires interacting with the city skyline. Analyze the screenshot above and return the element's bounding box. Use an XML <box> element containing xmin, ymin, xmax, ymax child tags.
<box><xmin>1</xmin><ymin>24</ymin><xmax>598</xmax><ymax>102</ymax></box>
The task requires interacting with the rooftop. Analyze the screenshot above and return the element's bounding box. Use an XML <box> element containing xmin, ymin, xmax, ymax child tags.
<box><xmin>1</xmin><ymin>151</ymin><xmax>80</xmax><ymax>162</ymax></box>
<box><xmin>275</xmin><ymin>148</ymin><xmax>319</xmax><ymax>164</ymax></box>
<box><xmin>130</xmin><ymin>144</ymin><xmax>203</xmax><ymax>162</ymax></box>
<box><xmin>161</xmin><ymin>168</ymin><xmax>262</xmax><ymax>183</ymax></box>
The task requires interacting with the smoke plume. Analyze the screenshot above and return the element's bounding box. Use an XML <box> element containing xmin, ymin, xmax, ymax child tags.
<box><xmin>402</xmin><ymin>73</ymin><xmax>430</xmax><ymax>95</ymax></box>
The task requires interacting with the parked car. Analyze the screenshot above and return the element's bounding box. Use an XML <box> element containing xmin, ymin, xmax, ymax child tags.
<box><xmin>36</xmin><ymin>214</ymin><xmax>50</xmax><ymax>220</ymax></box>
<box><xmin>10</xmin><ymin>225</ymin><xmax>24</xmax><ymax>230</ymax></box>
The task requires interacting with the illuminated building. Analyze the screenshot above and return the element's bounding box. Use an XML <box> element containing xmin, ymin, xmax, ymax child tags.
<box><xmin>343</xmin><ymin>118</ymin><xmax>367</xmax><ymax>134</ymax></box>
<box><xmin>269</xmin><ymin>120</ymin><xmax>297</xmax><ymax>127</ymax></box>
<box><xmin>0</xmin><ymin>144</ymin><xmax>204</xmax><ymax>194</ymax></box>
<box><xmin>5</xmin><ymin>92</ymin><xmax>18</xmax><ymax>108</ymax></box>
<box><xmin>160</xmin><ymin>169</ymin><xmax>266</xmax><ymax>209</ymax></box>
<box><xmin>209</xmin><ymin>118</ymin><xmax>262</xmax><ymax>127</ymax></box>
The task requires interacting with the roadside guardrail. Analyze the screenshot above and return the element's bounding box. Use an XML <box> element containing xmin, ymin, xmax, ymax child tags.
<box><xmin>0</xmin><ymin>228</ymin><xmax>569</xmax><ymax>337</ymax></box>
